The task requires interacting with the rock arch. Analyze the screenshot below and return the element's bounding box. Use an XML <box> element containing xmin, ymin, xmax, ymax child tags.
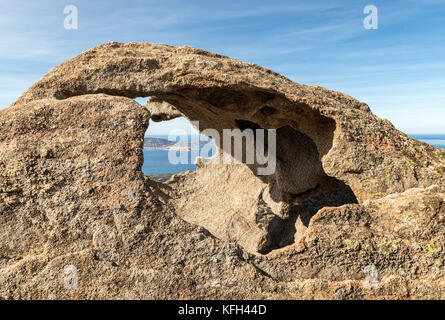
<box><xmin>10</xmin><ymin>42</ymin><xmax>445</xmax><ymax>254</ymax></box>
<box><xmin>13</xmin><ymin>42</ymin><xmax>444</xmax><ymax>204</ymax></box>
<box><xmin>1</xmin><ymin>42</ymin><xmax>445</xmax><ymax>298</ymax></box>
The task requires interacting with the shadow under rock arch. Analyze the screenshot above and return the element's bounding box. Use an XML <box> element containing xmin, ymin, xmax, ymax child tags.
<box><xmin>139</xmin><ymin>87</ymin><xmax>358</xmax><ymax>253</ymax></box>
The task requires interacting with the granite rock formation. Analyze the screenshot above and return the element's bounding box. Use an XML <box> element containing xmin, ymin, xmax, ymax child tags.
<box><xmin>145</xmin><ymin>98</ymin><xmax>183</xmax><ymax>122</ymax></box>
<box><xmin>1</xmin><ymin>42</ymin><xmax>445</xmax><ymax>299</ymax></box>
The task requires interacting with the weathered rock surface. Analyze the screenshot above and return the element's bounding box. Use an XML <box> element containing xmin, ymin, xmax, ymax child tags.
<box><xmin>144</xmin><ymin>98</ymin><xmax>183</xmax><ymax>122</ymax></box>
<box><xmin>1</xmin><ymin>42</ymin><xmax>445</xmax><ymax>299</ymax></box>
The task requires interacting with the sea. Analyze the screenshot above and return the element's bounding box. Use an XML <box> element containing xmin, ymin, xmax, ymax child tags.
<box><xmin>142</xmin><ymin>134</ymin><xmax>445</xmax><ymax>175</ymax></box>
<box><xmin>142</xmin><ymin>135</ymin><xmax>215</xmax><ymax>175</ymax></box>
<box><xmin>410</xmin><ymin>134</ymin><xmax>445</xmax><ymax>149</ymax></box>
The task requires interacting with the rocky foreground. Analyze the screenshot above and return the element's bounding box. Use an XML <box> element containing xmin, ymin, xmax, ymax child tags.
<box><xmin>1</xmin><ymin>42</ymin><xmax>445</xmax><ymax>299</ymax></box>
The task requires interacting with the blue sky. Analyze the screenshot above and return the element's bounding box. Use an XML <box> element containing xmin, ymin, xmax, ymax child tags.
<box><xmin>1</xmin><ymin>0</ymin><xmax>444</xmax><ymax>134</ymax></box>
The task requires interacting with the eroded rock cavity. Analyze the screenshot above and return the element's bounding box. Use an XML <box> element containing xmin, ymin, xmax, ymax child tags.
<box><xmin>146</xmin><ymin>103</ymin><xmax>358</xmax><ymax>254</ymax></box>
<box><xmin>11</xmin><ymin>42</ymin><xmax>444</xmax><ymax>255</ymax></box>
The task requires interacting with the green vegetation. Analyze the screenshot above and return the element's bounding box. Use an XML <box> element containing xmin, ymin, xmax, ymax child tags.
<box><xmin>424</xmin><ymin>243</ymin><xmax>440</xmax><ymax>257</ymax></box>
<box><xmin>369</xmin><ymin>192</ymin><xmax>384</xmax><ymax>199</ymax></box>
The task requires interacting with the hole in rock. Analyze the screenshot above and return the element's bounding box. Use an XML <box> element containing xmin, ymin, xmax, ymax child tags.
<box><xmin>137</xmin><ymin>91</ymin><xmax>358</xmax><ymax>255</ymax></box>
<box><xmin>139</xmin><ymin>100</ymin><xmax>215</xmax><ymax>182</ymax></box>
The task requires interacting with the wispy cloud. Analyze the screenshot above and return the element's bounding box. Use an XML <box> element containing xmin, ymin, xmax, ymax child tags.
<box><xmin>0</xmin><ymin>0</ymin><xmax>444</xmax><ymax>132</ymax></box>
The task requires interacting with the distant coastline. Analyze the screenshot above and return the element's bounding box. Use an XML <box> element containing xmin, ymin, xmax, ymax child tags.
<box><xmin>143</xmin><ymin>134</ymin><xmax>445</xmax><ymax>151</ymax></box>
<box><xmin>143</xmin><ymin>136</ymin><xmax>214</xmax><ymax>151</ymax></box>
<box><xmin>411</xmin><ymin>134</ymin><xmax>445</xmax><ymax>149</ymax></box>
<box><xmin>142</xmin><ymin>135</ymin><xmax>215</xmax><ymax>175</ymax></box>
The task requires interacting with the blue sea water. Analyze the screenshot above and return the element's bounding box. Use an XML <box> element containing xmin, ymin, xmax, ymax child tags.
<box><xmin>411</xmin><ymin>134</ymin><xmax>445</xmax><ymax>149</ymax></box>
<box><xmin>142</xmin><ymin>134</ymin><xmax>445</xmax><ymax>175</ymax></box>
<box><xmin>142</xmin><ymin>135</ymin><xmax>215</xmax><ymax>175</ymax></box>
<box><xmin>142</xmin><ymin>150</ymin><xmax>198</xmax><ymax>175</ymax></box>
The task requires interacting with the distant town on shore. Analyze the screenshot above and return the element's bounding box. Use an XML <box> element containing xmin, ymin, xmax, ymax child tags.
<box><xmin>143</xmin><ymin>137</ymin><xmax>213</xmax><ymax>151</ymax></box>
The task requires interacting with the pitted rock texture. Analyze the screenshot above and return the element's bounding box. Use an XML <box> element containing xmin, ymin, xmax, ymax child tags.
<box><xmin>1</xmin><ymin>42</ymin><xmax>445</xmax><ymax>299</ymax></box>
<box><xmin>145</xmin><ymin>98</ymin><xmax>183</xmax><ymax>122</ymax></box>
